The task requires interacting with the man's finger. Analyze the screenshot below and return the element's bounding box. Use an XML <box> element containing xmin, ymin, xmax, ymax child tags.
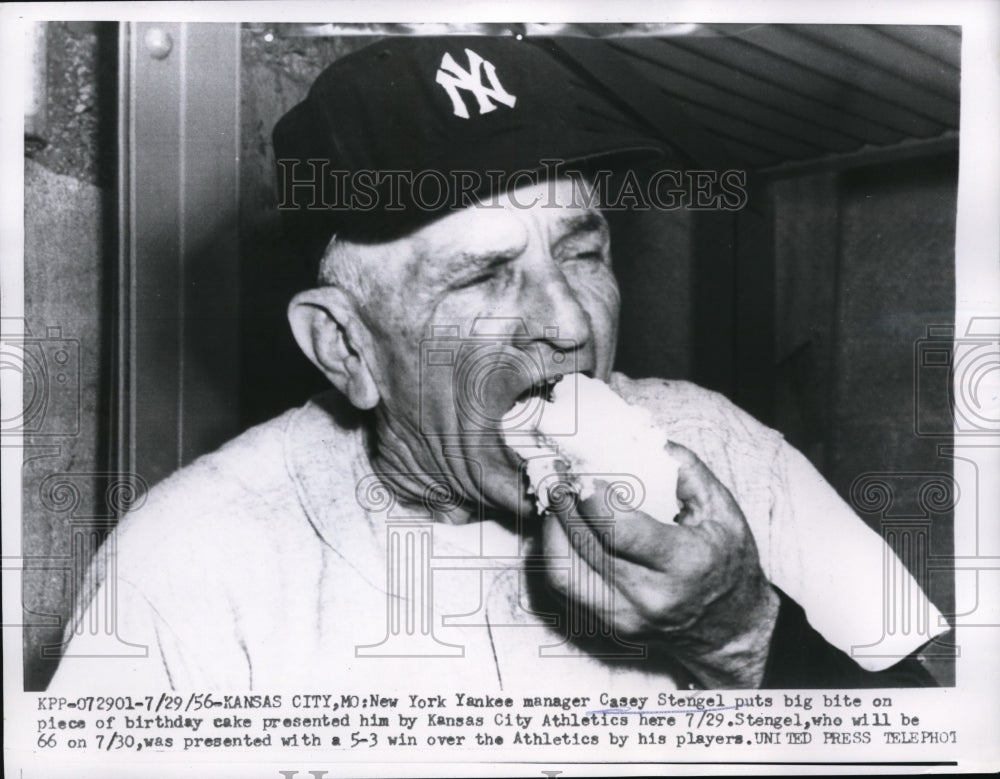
<box><xmin>664</xmin><ymin>442</ymin><xmax>750</xmax><ymax>536</ymax></box>
<box><xmin>576</xmin><ymin>480</ymin><xmax>683</xmax><ymax>567</ymax></box>
<box><xmin>541</xmin><ymin>510</ymin><xmax>618</xmax><ymax>627</ymax></box>
<box><xmin>549</xmin><ymin>504</ymin><xmax>702</xmax><ymax>633</ymax></box>
<box><xmin>664</xmin><ymin>441</ymin><xmax>715</xmax><ymax>511</ymax></box>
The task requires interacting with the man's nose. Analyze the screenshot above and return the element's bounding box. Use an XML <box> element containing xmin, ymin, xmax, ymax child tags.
<box><xmin>518</xmin><ymin>257</ymin><xmax>592</xmax><ymax>350</ymax></box>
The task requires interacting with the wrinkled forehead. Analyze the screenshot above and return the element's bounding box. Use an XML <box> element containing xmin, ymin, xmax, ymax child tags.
<box><xmin>406</xmin><ymin>177</ymin><xmax>604</xmax><ymax>266</ymax></box>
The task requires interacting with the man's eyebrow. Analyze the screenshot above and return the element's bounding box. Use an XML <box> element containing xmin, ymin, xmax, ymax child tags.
<box><xmin>451</xmin><ymin>249</ymin><xmax>513</xmax><ymax>273</ymax></box>
<box><xmin>426</xmin><ymin>244</ymin><xmax>520</xmax><ymax>287</ymax></box>
<box><xmin>554</xmin><ymin>210</ymin><xmax>609</xmax><ymax>238</ymax></box>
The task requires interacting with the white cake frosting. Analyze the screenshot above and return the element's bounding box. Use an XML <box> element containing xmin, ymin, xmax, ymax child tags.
<box><xmin>501</xmin><ymin>373</ymin><xmax>682</xmax><ymax>522</ymax></box>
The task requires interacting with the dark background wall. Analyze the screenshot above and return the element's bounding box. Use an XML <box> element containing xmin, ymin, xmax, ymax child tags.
<box><xmin>21</xmin><ymin>22</ymin><xmax>118</xmax><ymax>692</ymax></box>
<box><xmin>238</xmin><ymin>31</ymin><xmax>374</xmax><ymax>426</ymax></box>
<box><xmin>771</xmin><ymin>157</ymin><xmax>957</xmax><ymax>493</ymax></box>
<box><xmin>21</xmin><ymin>24</ymin><xmax>957</xmax><ymax>689</ymax></box>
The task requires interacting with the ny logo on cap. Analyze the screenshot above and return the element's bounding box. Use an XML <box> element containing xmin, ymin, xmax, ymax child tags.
<box><xmin>435</xmin><ymin>48</ymin><xmax>517</xmax><ymax>119</ymax></box>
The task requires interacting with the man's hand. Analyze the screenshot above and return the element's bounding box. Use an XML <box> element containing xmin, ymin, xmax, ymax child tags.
<box><xmin>542</xmin><ymin>441</ymin><xmax>780</xmax><ymax>688</ymax></box>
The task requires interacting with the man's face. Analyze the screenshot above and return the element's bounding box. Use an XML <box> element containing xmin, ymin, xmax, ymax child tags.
<box><xmin>355</xmin><ymin>177</ymin><xmax>620</xmax><ymax>519</ymax></box>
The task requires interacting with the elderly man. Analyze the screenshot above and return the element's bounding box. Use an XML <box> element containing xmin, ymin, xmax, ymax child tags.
<box><xmin>51</xmin><ymin>36</ymin><xmax>944</xmax><ymax>691</ymax></box>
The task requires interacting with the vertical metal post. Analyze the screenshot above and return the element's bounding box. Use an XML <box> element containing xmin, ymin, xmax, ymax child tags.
<box><xmin>116</xmin><ymin>23</ymin><xmax>241</xmax><ymax>488</ymax></box>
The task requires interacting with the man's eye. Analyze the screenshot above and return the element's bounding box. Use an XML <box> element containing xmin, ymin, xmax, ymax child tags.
<box><xmin>564</xmin><ymin>249</ymin><xmax>603</xmax><ymax>262</ymax></box>
<box><xmin>454</xmin><ymin>271</ymin><xmax>496</xmax><ymax>290</ymax></box>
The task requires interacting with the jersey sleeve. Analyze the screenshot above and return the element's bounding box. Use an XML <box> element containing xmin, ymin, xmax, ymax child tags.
<box><xmin>762</xmin><ymin>586</ymin><xmax>939</xmax><ymax>687</ymax></box>
<box><xmin>764</xmin><ymin>439</ymin><xmax>950</xmax><ymax>672</ymax></box>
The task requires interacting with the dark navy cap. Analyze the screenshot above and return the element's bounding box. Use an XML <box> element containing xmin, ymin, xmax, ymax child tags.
<box><xmin>273</xmin><ymin>36</ymin><xmax>668</xmax><ymax>260</ymax></box>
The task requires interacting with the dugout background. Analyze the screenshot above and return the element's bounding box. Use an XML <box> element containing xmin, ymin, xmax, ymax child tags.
<box><xmin>19</xmin><ymin>22</ymin><xmax>959</xmax><ymax>689</ymax></box>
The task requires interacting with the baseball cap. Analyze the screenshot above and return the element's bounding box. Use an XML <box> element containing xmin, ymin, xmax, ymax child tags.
<box><xmin>272</xmin><ymin>35</ymin><xmax>670</xmax><ymax>262</ymax></box>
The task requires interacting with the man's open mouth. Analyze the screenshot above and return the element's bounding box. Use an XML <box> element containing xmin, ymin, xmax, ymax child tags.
<box><xmin>501</xmin><ymin>369</ymin><xmax>595</xmax><ymax>435</ymax></box>
<box><xmin>509</xmin><ymin>368</ymin><xmax>596</xmax><ymax>409</ymax></box>
<box><xmin>513</xmin><ymin>374</ymin><xmax>563</xmax><ymax>407</ymax></box>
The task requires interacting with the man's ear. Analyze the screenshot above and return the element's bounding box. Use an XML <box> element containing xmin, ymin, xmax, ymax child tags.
<box><xmin>288</xmin><ymin>287</ymin><xmax>380</xmax><ymax>410</ymax></box>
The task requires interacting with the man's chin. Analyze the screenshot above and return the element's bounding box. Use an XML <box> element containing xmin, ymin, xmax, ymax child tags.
<box><xmin>446</xmin><ymin>422</ymin><xmax>539</xmax><ymax>523</ymax></box>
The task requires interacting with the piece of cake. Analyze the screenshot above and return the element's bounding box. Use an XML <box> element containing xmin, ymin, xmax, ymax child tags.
<box><xmin>501</xmin><ymin>373</ymin><xmax>682</xmax><ymax>522</ymax></box>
